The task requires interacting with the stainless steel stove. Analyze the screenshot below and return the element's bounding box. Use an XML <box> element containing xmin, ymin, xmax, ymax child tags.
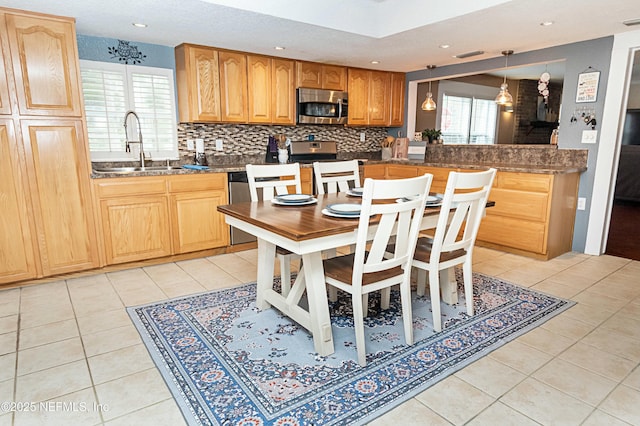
<box><xmin>288</xmin><ymin>140</ymin><xmax>337</xmax><ymax>163</ymax></box>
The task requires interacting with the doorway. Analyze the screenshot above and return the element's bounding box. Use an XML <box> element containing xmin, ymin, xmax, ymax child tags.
<box><xmin>605</xmin><ymin>50</ymin><xmax>640</xmax><ymax>260</ymax></box>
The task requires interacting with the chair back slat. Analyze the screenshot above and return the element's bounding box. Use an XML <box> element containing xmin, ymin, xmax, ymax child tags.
<box><xmin>352</xmin><ymin>174</ymin><xmax>433</xmax><ymax>285</ymax></box>
<box><xmin>430</xmin><ymin>169</ymin><xmax>496</xmax><ymax>263</ymax></box>
<box><xmin>246</xmin><ymin>163</ymin><xmax>302</xmax><ymax>201</ymax></box>
<box><xmin>313</xmin><ymin>160</ymin><xmax>361</xmax><ymax>195</ymax></box>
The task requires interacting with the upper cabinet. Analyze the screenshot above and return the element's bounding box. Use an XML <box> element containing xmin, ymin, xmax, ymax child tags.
<box><xmin>296</xmin><ymin>61</ymin><xmax>347</xmax><ymax>91</ymax></box>
<box><xmin>389</xmin><ymin>72</ymin><xmax>405</xmax><ymax>127</ymax></box>
<box><xmin>348</xmin><ymin>68</ymin><xmax>405</xmax><ymax>127</ymax></box>
<box><xmin>0</xmin><ymin>21</ymin><xmax>12</xmax><ymax>115</ymax></box>
<box><xmin>247</xmin><ymin>55</ymin><xmax>295</xmax><ymax>125</ymax></box>
<box><xmin>175</xmin><ymin>44</ymin><xmax>221</xmax><ymax>123</ymax></box>
<box><xmin>4</xmin><ymin>12</ymin><xmax>82</xmax><ymax>116</ymax></box>
<box><xmin>218</xmin><ymin>51</ymin><xmax>247</xmax><ymax>123</ymax></box>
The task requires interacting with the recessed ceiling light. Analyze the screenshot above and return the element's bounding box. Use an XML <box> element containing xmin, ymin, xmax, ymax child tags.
<box><xmin>540</xmin><ymin>21</ymin><xmax>554</xmax><ymax>26</ymax></box>
<box><xmin>274</xmin><ymin>46</ymin><xmax>285</xmax><ymax>50</ymax></box>
<box><xmin>371</xmin><ymin>60</ymin><xmax>380</xmax><ymax>64</ymax></box>
<box><xmin>439</xmin><ymin>44</ymin><xmax>450</xmax><ymax>49</ymax></box>
<box><xmin>132</xmin><ymin>23</ymin><xmax>147</xmax><ymax>28</ymax></box>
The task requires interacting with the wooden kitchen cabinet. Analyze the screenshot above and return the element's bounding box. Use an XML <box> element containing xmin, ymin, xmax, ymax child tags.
<box><xmin>296</xmin><ymin>61</ymin><xmax>347</xmax><ymax>91</ymax></box>
<box><xmin>21</xmin><ymin>120</ymin><xmax>99</xmax><ymax>275</ymax></box>
<box><xmin>0</xmin><ymin>119</ymin><xmax>38</xmax><ymax>283</ymax></box>
<box><xmin>175</xmin><ymin>44</ymin><xmax>221</xmax><ymax>122</ymax></box>
<box><xmin>363</xmin><ymin>164</ymin><xmax>386</xmax><ymax>179</ymax></box>
<box><xmin>347</xmin><ymin>68</ymin><xmax>392</xmax><ymax>126</ymax></box>
<box><xmin>0</xmin><ymin>19</ymin><xmax>11</xmax><ymax>115</ymax></box>
<box><xmin>168</xmin><ymin>174</ymin><xmax>229</xmax><ymax>253</ymax></box>
<box><xmin>94</xmin><ymin>177</ymin><xmax>172</xmax><ymax>264</ymax></box>
<box><xmin>247</xmin><ymin>55</ymin><xmax>295</xmax><ymax>125</ymax></box>
<box><xmin>389</xmin><ymin>72</ymin><xmax>406</xmax><ymax>126</ymax></box>
<box><xmin>219</xmin><ymin>51</ymin><xmax>248</xmax><ymax>123</ymax></box>
<box><xmin>4</xmin><ymin>11</ymin><xmax>82</xmax><ymax>117</ymax></box>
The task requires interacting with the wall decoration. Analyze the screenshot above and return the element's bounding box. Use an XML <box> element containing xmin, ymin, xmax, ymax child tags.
<box><xmin>576</xmin><ymin>69</ymin><xmax>600</xmax><ymax>103</ymax></box>
<box><xmin>108</xmin><ymin>40</ymin><xmax>147</xmax><ymax>64</ymax></box>
<box><xmin>538</xmin><ymin>71</ymin><xmax>550</xmax><ymax>103</ymax></box>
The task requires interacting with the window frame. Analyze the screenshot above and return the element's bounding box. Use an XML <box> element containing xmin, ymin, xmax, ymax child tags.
<box><xmin>79</xmin><ymin>59</ymin><xmax>179</xmax><ymax>161</ymax></box>
<box><xmin>440</xmin><ymin>92</ymin><xmax>499</xmax><ymax>145</ymax></box>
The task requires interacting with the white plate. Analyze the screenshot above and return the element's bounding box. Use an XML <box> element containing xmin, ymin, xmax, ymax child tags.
<box><xmin>271</xmin><ymin>198</ymin><xmax>317</xmax><ymax>206</ymax></box>
<box><xmin>275</xmin><ymin>193</ymin><xmax>313</xmax><ymax>203</ymax></box>
<box><xmin>321</xmin><ymin>208</ymin><xmax>360</xmax><ymax>219</ymax></box>
<box><xmin>349</xmin><ymin>187</ymin><xmax>363</xmax><ymax>194</ymax></box>
<box><xmin>425</xmin><ymin>195</ymin><xmax>442</xmax><ymax>204</ymax></box>
<box><xmin>346</xmin><ymin>189</ymin><xmax>363</xmax><ymax>197</ymax></box>
<box><xmin>326</xmin><ymin>203</ymin><xmax>361</xmax><ymax>215</ymax></box>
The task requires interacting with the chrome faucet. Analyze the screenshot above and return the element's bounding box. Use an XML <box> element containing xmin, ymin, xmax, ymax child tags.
<box><xmin>124</xmin><ymin>110</ymin><xmax>145</xmax><ymax>168</ymax></box>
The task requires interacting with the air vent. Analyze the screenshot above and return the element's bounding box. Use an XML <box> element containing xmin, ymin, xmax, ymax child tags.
<box><xmin>623</xmin><ymin>18</ymin><xmax>640</xmax><ymax>26</ymax></box>
<box><xmin>454</xmin><ymin>50</ymin><xmax>485</xmax><ymax>59</ymax></box>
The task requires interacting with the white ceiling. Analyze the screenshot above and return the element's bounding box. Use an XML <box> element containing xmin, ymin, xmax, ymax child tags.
<box><xmin>2</xmin><ymin>0</ymin><xmax>640</xmax><ymax>73</ymax></box>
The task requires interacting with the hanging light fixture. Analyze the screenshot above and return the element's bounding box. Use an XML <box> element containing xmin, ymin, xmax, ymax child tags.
<box><xmin>495</xmin><ymin>50</ymin><xmax>514</xmax><ymax>105</ymax></box>
<box><xmin>421</xmin><ymin>65</ymin><xmax>437</xmax><ymax>111</ymax></box>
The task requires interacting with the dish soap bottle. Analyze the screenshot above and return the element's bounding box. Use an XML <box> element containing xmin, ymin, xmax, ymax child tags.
<box><xmin>550</xmin><ymin>129</ymin><xmax>558</xmax><ymax>145</ymax></box>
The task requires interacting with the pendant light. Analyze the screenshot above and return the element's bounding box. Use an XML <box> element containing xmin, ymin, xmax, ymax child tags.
<box><xmin>495</xmin><ymin>50</ymin><xmax>514</xmax><ymax>105</ymax></box>
<box><xmin>421</xmin><ymin>65</ymin><xmax>437</xmax><ymax>111</ymax></box>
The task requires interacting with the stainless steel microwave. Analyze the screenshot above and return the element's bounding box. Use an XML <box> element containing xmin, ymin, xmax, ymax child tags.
<box><xmin>297</xmin><ymin>88</ymin><xmax>348</xmax><ymax>125</ymax></box>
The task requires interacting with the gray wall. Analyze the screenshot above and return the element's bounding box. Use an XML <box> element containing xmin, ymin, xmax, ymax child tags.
<box><xmin>405</xmin><ymin>37</ymin><xmax>615</xmax><ymax>253</ymax></box>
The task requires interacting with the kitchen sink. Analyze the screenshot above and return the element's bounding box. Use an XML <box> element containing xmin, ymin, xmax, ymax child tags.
<box><xmin>93</xmin><ymin>166</ymin><xmax>184</xmax><ymax>174</ymax></box>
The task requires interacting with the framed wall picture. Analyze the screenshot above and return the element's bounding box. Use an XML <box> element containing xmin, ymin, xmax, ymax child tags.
<box><xmin>576</xmin><ymin>70</ymin><xmax>600</xmax><ymax>103</ymax></box>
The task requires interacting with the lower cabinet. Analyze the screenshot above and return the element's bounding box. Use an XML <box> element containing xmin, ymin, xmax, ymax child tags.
<box><xmin>94</xmin><ymin>173</ymin><xmax>229</xmax><ymax>265</ymax></box>
<box><xmin>364</xmin><ymin>163</ymin><xmax>580</xmax><ymax>259</ymax></box>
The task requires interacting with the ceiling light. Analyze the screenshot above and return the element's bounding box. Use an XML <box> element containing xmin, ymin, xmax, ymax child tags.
<box><xmin>454</xmin><ymin>50</ymin><xmax>484</xmax><ymax>59</ymax></box>
<box><xmin>495</xmin><ymin>50</ymin><xmax>514</xmax><ymax>106</ymax></box>
<box><xmin>439</xmin><ymin>44</ymin><xmax>450</xmax><ymax>49</ymax></box>
<box><xmin>623</xmin><ymin>18</ymin><xmax>640</xmax><ymax>26</ymax></box>
<box><xmin>421</xmin><ymin>65</ymin><xmax>437</xmax><ymax>112</ymax></box>
<box><xmin>370</xmin><ymin>60</ymin><xmax>380</xmax><ymax>64</ymax></box>
<box><xmin>540</xmin><ymin>21</ymin><xmax>554</xmax><ymax>26</ymax></box>
<box><xmin>132</xmin><ymin>23</ymin><xmax>147</xmax><ymax>28</ymax></box>
<box><xmin>274</xmin><ymin>46</ymin><xmax>285</xmax><ymax>50</ymax></box>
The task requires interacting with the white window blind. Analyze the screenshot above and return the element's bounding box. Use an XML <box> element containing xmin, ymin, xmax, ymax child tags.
<box><xmin>80</xmin><ymin>60</ymin><xmax>178</xmax><ymax>161</ymax></box>
<box><xmin>440</xmin><ymin>94</ymin><xmax>497</xmax><ymax>144</ymax></box>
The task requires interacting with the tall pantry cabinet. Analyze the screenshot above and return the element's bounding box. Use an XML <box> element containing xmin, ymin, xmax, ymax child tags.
<box><xmin>0</xmin><ymin>9</ymin><xmax>98</xmax><ymax>284</ymax></box>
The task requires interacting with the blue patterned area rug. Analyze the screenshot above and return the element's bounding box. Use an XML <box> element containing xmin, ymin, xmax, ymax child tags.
<box><xmin>128</xmin><ymin>272</ymin><xmax>574</xmax><ymax>426</ymax></box>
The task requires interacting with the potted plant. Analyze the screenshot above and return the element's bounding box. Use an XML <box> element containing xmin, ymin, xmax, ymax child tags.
<box><xmin>422</xmin><ymin>128</ymin><xmax>442</xmax><ymax>143</ymax></box>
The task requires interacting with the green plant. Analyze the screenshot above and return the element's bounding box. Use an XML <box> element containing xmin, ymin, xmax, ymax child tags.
<box><xmin>422</xmin><ymin>128</ymin><xmax>442</xmax><ymax>142</ymax></box>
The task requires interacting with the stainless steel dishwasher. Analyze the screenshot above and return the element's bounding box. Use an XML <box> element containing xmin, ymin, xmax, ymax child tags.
<box><xmin>227</xmin><ymin>171</ymin><xmax>280</xmax><ymax>245</ymax></box>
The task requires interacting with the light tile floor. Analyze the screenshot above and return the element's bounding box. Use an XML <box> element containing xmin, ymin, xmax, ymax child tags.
<box><xmin>0</xmin><ymin>247</ymin><xmax>639</xmax><ymax>425</ymax></box>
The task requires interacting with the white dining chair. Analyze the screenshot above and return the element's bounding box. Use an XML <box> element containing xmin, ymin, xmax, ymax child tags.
<box><xmin>411</xmin><ymin>168</ymin><xmax>496</xmax><ymax>332</ymax></box>
<box><xmin>321</xmin><ymin>174</ymin><xmax>433</xmax><ymax>366</ymax></box>
<box><xmin>313</xmin><ymin>160</ymin><xmax>361</xmax><ymax>195</ymax></box>
<box><xmin>246</xmin><ymin>163</ymin><xmax>303</xmax><ymax>296</ymax></box>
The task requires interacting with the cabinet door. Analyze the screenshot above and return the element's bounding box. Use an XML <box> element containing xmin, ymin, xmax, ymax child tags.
<box><xmin>368</xmin><ymin>71</ymin><xmax>391</xmax><ymax>126</ymax></box>
<box><xmin>0</xmin><ymin>119</ymin><xmax>38</xmax><ymax>283</ymax></box>
<box><xmin>322</xmin><ymin>65</ymin><xmax>347</xmax><ymax>91</ymax></box>
<box><xmin>389</xmin><ymin>72</ymin><xmax>405</xmax><ymax>127</ymax></box>
<box><xmin>0</xmin><ymin>17</ymin><xmax>12</xmax><ymax>115</ymax></box>
<box><xmin>363</xmin><ymin>164</ymin><xmax>386</xmax><ymax>179</ymax></box>
<box><xmin>219</xmin><ymin>51</ymin><xmax>247</xmax><ymax>122</ymax></box>
<box><xmin>247</xmin><ymin>55</ymin><xmax>271</xmax><ymax>123</ymax></box>
<box><xmin>387</xmin><ymin>165</ymin><xmax>417</xmax><ymax>179</ymax></box>
<box><xmin>100</xmin><ymin>196</ymin><xmax>171</xmax><ymax>264</ymax></box>
<box><xmin>296</xmin><ymin>61</ymin><xmax>322</xmax><ymax>88</ymax></box>
<box><xmin>271</xmin><ymin>58</ymin><xmax>295</xmax><ymax>125</ymax></box>
<box><xmin>5</xmin><ymin>13</ymin><xmax>82</xmax><ymax>116</ymax></box>
<box><xmin>171</xmin><ymin>190</ymin><xmax>229</xmax><ymax>253</ymax></box>
<box><xmin>175</xmin><ymin>45</ymin><xmax>221</xmax><ymax>122</ymax></box>
<box><xmin>347</xmin><ymin>69</ymin><xmax>369</xmax><ymax>125</ymax></box>
<box><xmin>21</xmin><ymin>119</ymin><xmax>98</xmax><ymax>275</ymax></box>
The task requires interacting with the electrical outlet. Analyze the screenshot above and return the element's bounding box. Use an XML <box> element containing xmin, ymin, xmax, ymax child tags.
<box><xmin>215</xmin><ymin>139</ymin><xmax>223</xmax><ymax>151</ymax></box>
<box><xmin>187</xmin><ymin>139</ymin><xmax>195</xmax><ymax>150</ymax></box>
<box><xmin>360</xmin><ymin>132</ymin><xmax>366</xmax><ymax>142</ymax></box>
<box><xmin>577</xmin><ymin>197</ymin><xmax>586</xmax><ymax>210</ymax></box>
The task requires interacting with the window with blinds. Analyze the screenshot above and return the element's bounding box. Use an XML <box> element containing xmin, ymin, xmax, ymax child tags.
<box><xmin>80</xmin><ymin>60</ymin><xmax>178</xmax><ymax>161</ymax></box>
<box><xmin>440</xmin><ymin>94</ymin><xmax>498</xmax><ymax>144</ymax></box>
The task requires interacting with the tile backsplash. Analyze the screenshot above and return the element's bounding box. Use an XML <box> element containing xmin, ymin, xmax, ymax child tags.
<box><xmin>178</xmin><ymin>123</ymin><xmax>389</xmax><ymax>161</ymax></box>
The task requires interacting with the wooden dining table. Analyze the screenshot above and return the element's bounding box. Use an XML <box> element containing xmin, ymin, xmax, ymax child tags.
<box><xmin>217</xmin><ymin>192</ymin><xmax>462</xmax><ymax>357</ymax></box>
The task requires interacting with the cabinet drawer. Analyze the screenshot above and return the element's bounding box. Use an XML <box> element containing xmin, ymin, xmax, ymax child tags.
<box><xmin>477</xmin><ymin>215</ymin><xmax>545</xmax><ymax>254</ymax></box>
<box><xmin>387</xmin><ymin>165</ymin><xmax>417</xmax><ymax>178</ymax></box>
<box><xmin>497</xmin><ymin>172</ymin><xmax>551</xmax><ymax>192</ymax></box>
<box><xmin>95</xmin><ymin>177</ymin><xmax>166</xmax><ymax>198</ymax></box>
<box><xmin>167</xmin><ymin>173</ymin><xmax>226</xmax><ymax>193</ymax></box>
<box><xmin>487</xmin><ymin>188</ymin><xmax>549</xmax><ymax>222</ymax></box>
<box><xmin>363</xmin><ymin>164</ymin><xmax>386</xmax><ymax>179</ymax></box>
